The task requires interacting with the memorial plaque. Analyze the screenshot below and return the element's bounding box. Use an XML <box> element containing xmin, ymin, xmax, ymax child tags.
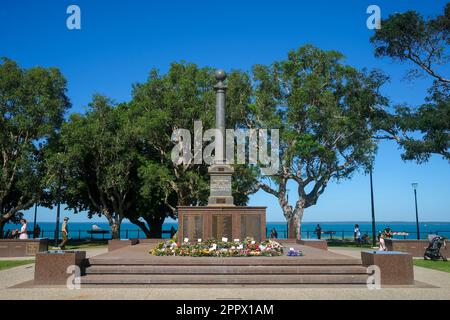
<box><xmin>212</xmin><ymin>214</ymin><xmax>232</xmax><ymax>239</ymax></box>
<box><xmin>240</xmin><ymin>214</ymin><xmax>262</xmax><ymax>241</ymax></box>
<box><xmin>210</xmin><ymin>175</ymin><xmax>232</xmax><ymax>196</ymax></box>
<box><xmin>26</xmin><ymin>243</ymin><xmax>39</xmax><ymax>256</ymax></box>
<box><xmin>182</xmin><ymin>214</ymin><xmax>203</xmax><ymax>241</ymax></box>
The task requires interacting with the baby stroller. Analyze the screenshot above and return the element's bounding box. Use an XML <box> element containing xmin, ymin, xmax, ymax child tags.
<box><xmin>424</xmin><ymin>235</ymin><xmax>447</xmax><ymax>261</ymax></box>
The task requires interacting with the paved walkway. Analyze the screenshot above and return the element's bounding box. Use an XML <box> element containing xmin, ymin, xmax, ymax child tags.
<box><xmin>0</xmin><ymin>246</ymin><xmax>449</xmax><ymax>300</ymax></box>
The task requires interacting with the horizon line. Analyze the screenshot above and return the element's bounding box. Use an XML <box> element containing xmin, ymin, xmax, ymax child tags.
<box><xmin>17</xmin><ymin>220</ymin><xmax>450</xmax><ymax>224</ymax></box>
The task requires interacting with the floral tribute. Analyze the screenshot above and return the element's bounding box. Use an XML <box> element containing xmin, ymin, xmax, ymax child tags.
<box><xmin>150</xmin><ymin>237</ymin><xmax>284</xmax><ymax>257</ymax></box>
<box><xmin>287</xmin><ymin>248</ymin><xmax>303</xmax><ymax>256</ymax></box>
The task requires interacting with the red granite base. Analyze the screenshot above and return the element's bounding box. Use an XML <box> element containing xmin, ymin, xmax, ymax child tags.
<box><xmin>79</xmin><ymin>242</ymin><xmax>371</xmax><ymax>285</ymax></box>
<box><xmin>361</xmin><ymin>251</ymin><xmax>414</xmax><ymax>285</ymax></box>
<box><xmin>34</xmin><ymin>251</ymin><xmax>86</xmax><ymax>285</ymax></box>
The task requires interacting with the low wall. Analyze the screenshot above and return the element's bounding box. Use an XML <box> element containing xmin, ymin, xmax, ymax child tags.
<box><xmin>297</xmin><ymin>239</ymin><xmax>328</xmax><ymax>251</ymax></box>
<box><xmin>0</xmin><ymin>238</ymin><xmax>48</xmax><ymax>257</ymax></box>
<box><xmin>385</xmin><ymin>239</ymin><xmax>449</xmax><ymax>258</ymax></box>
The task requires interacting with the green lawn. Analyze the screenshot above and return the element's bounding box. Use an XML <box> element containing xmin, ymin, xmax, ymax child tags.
<box><xmin>327</xmin><ymin>241</ymin><xmax>373</xmax><ymax>248</ymax></box>
<box><xmin>414</xmin><ymin>259</ymin><xmax>450</xmax><ymax>273</ymax></box>
<box><xmin>0</xmin><ymin>260</ymin><xmax>35</xmax><ymax>271</ymax></box>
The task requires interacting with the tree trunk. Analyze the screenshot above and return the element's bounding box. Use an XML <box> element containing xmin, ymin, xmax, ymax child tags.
<box><xmin>0</xmin><ymin>220</ymin><xmax>4</xmax><ymax>239</ymax></box>
<box><xmin>130</xmin><ymin>214</ymin><xmax>166</xmax><ymax>239</ymax></box>
<box><xmin>129</xmin><ymin>218</ymin><xmax>151</xmax><ymax>238</ymax></box>
<box><xmin>0</xmin><ymin>203</ymin><xmax>3</xmax><ymax>239</ymax></box>
<box><xmin>111</xmin><ymin>223</ymin><xmax>120</xmax><ymax>239</ymax></box>
<box><xmin>148</xmin><ymin>219</ymin><xmax>164</xmax><ymax>239</ymax></box>
<box><xmin>144</xmin><ymin>214</ymin><xmax>165</xmax><ymax>239</ymax></box>
<box><xmin>287</xmin><ymin>203</ymin><xmax>305</xmax><ymax>240</ymax></box>
<box><xmin>287</xmin><ymin>215</ymin><xmax>300</xmax><ymax>239</ymax></box>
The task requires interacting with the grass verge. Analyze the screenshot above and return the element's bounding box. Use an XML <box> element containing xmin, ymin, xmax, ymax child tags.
<box><xmin>0</xmin><ymin>260</ymin><xmax>35</xmax><ymax>271</ymax></box>
<box><xmin>413</xmin><ymin>259</ymin><xmax>450</xmax><ymax>273</ymax></box>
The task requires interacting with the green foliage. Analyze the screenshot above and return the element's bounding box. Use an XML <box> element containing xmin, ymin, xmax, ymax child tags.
<box><xmin>45</xmin><ymin>95</ymin><xmax>149</xmax><ymax>238</ymax></box>
<box><xmin>0</xmin><ymin>58</ymin><xmax>70</xmax><ymax>234</ymax></box>
<box><xmin>252</xmin><ymin>45</ymin><xmax>387</xmax><ymax>238</ymax></box>
<box><xmin>370</xmin><ymin>4</ymin><xmax>450</xmax><ymax>162</ymax></box>
<box><xmin>44</xmin><ymin>62</ymin><xmax>258</xmax><ymax>238</ymax></box>
<box><xmin>130</xmin><ymin>62</ymin><xmax>259</xmax><ymax>210</ymax></box>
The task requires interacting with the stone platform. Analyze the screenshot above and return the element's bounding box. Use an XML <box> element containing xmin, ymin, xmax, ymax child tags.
<box><xmin>80</xmin><ymin>242</ymin><xmax>370</xmax><ymax>285</ymax></box>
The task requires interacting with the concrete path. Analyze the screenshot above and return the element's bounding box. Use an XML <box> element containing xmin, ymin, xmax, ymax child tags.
<box><xmin>0</xmin><ymin>246</ymin><xmax>449</xmax><ymax>300</ymax></box>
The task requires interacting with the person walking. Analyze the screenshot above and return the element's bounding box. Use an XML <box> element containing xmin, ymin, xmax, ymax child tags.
<box><xmin>18</xmin><ymin>219</ymin><xmax>28</xmax><ymax>239</ymax></box>
<box><xmin>58</xmin><ymin>217</ymin><xmax>69</xmax><ymax>250</ymax></box>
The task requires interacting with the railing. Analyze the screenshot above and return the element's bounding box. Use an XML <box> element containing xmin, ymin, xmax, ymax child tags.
<box><xmin>36</xmin><ymin>229</ymin><xmax>176</xmax><ymax>240</ymax></box>
<box><xmin>19</xmin><ymin>228</ymin><xmax>450</xmax><ymax>241</ymax></box>
<box><xmin>266</xmin><ymin>229</ymin><xmax>450</xmax><ymax>240</ymax></box>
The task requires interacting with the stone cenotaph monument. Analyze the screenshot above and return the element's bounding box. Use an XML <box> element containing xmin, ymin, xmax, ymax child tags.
<box><xmin>177</xmin><ymin>70</ymin><xmax>266</xmax><ymax>242</ymax></box>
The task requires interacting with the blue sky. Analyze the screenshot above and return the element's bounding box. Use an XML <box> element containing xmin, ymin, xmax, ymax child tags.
<box><xmin>0</xmin><ymin>0</ymin><xmax>449</xmax><ymax>223</ymax></box>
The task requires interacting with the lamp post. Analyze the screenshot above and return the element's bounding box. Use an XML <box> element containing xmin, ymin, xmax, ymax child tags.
<box><xmin>369</xmin><ymin>168</ymin><xmax>376</xmax><ymax>247</ymax></box>
<box><xmin>54</xmin><ymin>158</ymin><xmax>63</xmax><ymax>247</ymax></box>
<box><xmin>33</xmin><ymin>204</ymin><xmax>38</xmax><ymax>239</ymax></box>
<box><xmin>412</xmin><ymin>183</ymin><xmax>420</xmax><ymax>240</ymax></box>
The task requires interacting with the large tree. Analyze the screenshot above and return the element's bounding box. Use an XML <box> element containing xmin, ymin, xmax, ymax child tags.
<box><xmin>370</xmin><ymin>4</ymin><xmax>450</xmax><ymax>162</ymax></box>
<box><xmin>51</xmin><ymin>63</ymin><xmax>258</xmax><ymax>239</ymax></box>
<box><xmin>49</xmin><ymin>95</ymin><xmax>142</xmax><ymax>239</ymax></box>
<box><xmin>250</xmin><ymin>45</ymin><xmax>387</xmax><ymax>239</ymax></box>
<box><xmin>0</xmin><ymin>58</ymin><xmax>70</xmax><ymax>237</ymax></box>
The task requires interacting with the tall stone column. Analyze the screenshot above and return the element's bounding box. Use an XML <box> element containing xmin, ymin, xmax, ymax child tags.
<box><xmin>208</xmin><ymin>70</ymin><xmax>234</xmax><ymax>206</ymax></box>
<box><xmin>214</xmin><ymin>69</ymin><xmax>226</xmax><ymax>164</ymax></box>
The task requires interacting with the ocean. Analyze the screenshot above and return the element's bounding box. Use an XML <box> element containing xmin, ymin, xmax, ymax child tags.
<box><xmin>4</xmin><ymin>221</ymin><xmax>450</xmax><ymax>240</ymax></box>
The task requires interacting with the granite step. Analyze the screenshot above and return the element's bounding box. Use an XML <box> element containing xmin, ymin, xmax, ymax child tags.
<box><xmin>80</xmin><ymin>273</ymin><xmax>369</xmax><ymax>285</ymax></box>
<box><xmin>85</xmin><ymin>265</ymin><xmax>369</xmax><ymax>275</ymax></box>
<box><xmin>87</xmin><ymin>257</ymin><xmax>362</xmax><ymax>266</ymax></box>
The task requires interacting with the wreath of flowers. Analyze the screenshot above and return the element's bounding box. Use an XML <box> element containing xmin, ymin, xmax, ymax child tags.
<box><xmin>150</xmin><ymin>237</ymin><xmax>284</xmax><ymax>257</ymax></box>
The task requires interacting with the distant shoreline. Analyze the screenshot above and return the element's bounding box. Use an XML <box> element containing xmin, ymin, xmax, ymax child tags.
<box><xmin>20</xmin><ymin>220</ymin><xmax>450</xmax><ymax>224</ymax></box>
